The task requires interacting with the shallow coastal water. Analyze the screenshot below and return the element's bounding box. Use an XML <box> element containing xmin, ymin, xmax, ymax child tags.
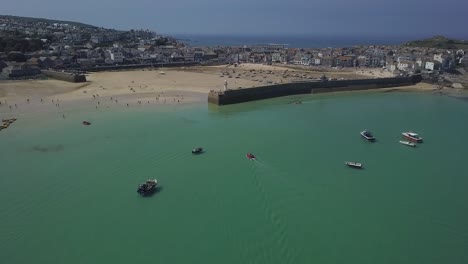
<box><xmin>1</xmin><ymin>92</ymin><xmax>468</xmax><ymax>264</ymax></box>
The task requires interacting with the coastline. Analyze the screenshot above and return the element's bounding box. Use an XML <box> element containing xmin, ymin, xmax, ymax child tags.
<box><xmin>0</xmin><ymin>64</ymin><xmax>454</xmax><ymax>118</ymax></box>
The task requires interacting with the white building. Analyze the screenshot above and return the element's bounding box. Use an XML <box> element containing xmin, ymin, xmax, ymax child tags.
<box><xmin>416</xmin><ymin>58</ymin><xmax>423</xmax><ymax>68</ymax></box>
<box><xmin>110</xmin><ymin>51</ymin><xmax>124</xmax><ymax>63</ymax></box>
<box><xmin>271</xmin><ymin>53</ymin><xmax>282</xmax><ymax>63</ymax></box>
<box><xmin>434</xmin><ymin>54</ymin><xmax>444</xmax><ymax>63</ymax></box>
<box><xmin>397</xmin><ymin>60</ymin><xmax>414</xmax><ymax>71</ymax></box>
<box><xmin>425</xmin><ymin>61</ymin><xmax>435</xmax><ymax>71</ymax></box>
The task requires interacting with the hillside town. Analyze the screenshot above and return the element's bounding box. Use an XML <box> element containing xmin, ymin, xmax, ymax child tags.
<box><xmin>1</xmin><ymin>15</ymin><xmax>467</xmax><ymax>85</ymax></box>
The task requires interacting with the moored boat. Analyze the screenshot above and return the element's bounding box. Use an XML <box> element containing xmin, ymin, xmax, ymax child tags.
<box><xmin>192</xmin><ymin>147</ymin><xmax>203</xmax><ymax>154</ymax></box>
<box><xmin>246</xmin><ymin>153</ymin><xmax>256</xmax><ymax>160</ymax></box>
<box><xmin>402</xmin><ymin>132</ymin><xmax>423</xmax><ymax>143</ymax></box>
<box><xmin>137</xmin><ymin>179</ymin><xmax>158</xmax><ymax>196</ymax></box>
<box><xmin>399</xmin><ymin>140</ymin><xmax>416</xmax><ymax>147</ymax></box>
<box><xmin>82</xmin><ymin>121</ymin><xmax>91</xmax><ymax>126</ymax></box>
<box><xmin>345</xmin><ymin>161</ymin><xmax>363</xmax><ymax>169</ymax></box>
<box><xmin>360</xmin><ymin>130</ymin><xmax>375</xmax><ymax>141</ymax></box>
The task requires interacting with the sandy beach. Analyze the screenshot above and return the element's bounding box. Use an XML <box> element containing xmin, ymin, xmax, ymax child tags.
<box><xmin>0</xmin><ymin>63</ymin><xmax>442</xmax><ymax>117</ymax></box>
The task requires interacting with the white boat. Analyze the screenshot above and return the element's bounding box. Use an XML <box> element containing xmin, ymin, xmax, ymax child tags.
<box><xmin>399</xmin><ymin>140</ymin><xmax>416</xmax><ymax>147</ymax></box>
<box><xmin>402</xmin><ymin>132</ymin><xmax>423</xmax><ymax>143</ymax></box>
<box><xmin>360</xmin><ymin>130</ymin><xmax>376</xmax><ymax>141</ymax></box>
<box><xmin>345</xmin><ymin>161</ymin><xmax>363</xmax><ymax>169</ymax></box>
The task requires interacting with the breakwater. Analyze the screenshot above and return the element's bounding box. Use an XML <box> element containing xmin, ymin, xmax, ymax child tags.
<box><xmin>42</xmin><ymin>70</ymin><xmax>87</xmax><ymax>83</ymax></box>
<box><xmin>208</xmin><ymin>75</ymin><xmax>422</xmax><ymax>105</ymax></box>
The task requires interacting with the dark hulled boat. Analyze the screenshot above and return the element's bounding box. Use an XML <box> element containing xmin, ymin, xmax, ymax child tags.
<box><xmin>192</xmin><ymin>147</ymin><xmax>203</xmax><ymax>154</ymax></box>
<box><xmin>137</xmin><ymin>179</ymin><xmax>158</xmax><ymax>196</ymax></box>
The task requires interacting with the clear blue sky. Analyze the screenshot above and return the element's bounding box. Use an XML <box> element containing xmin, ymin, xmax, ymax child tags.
<box><xmin>2</xmin><ymin>0</ymin><xmax>467</xmax><ymax>38</ymax></box>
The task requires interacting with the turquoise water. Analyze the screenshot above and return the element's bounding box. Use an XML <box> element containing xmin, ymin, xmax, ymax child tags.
<box><xmin>1</xmin><ymin>92</ymin><xmax>468</xmax><ymax>263</ymax></box>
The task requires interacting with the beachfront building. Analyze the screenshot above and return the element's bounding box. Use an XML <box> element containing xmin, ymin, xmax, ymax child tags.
<box><xmin>433</xmin><ymin>54</ymin><xmax>443</xmax><ymax>63</ymax></box>
<box><xmin>336</xmin><ymin>55</ymin><xmax>355</xmax><ymax>67</ymax></box>
<box><xmin>463</xmin><ymin>56</ymin><xmax>468</xmax><ymax>69</ymax></box>
<box><xmin>107</xmin><ymin>50</ymin><xmax>124</xmax><ymax>64</ymax></box>
<box><xmin>1</xmin><ymin>63</ymin><xmax>41</xmax><ymax>78</ymax></box>
<box><xmin>110</xmin><ymin>52</ymin><xmax>124</xmax><ymax>63</ymax></box>
<box><xmin>313</xmin><ymin>57</ymin><xmax>321</xmax><ymax>65</ymax></box>
<box><xmin>357</xmin><ymin>56</ymin><xmax>368</xmax><ymax>67</ymax></box>
<box><xmin>184</xmin><ymin>53</ymin><xmax>195</xmax><ymax>62</ymax></box>
<box><xmin>321</xmin><ymin>56</ymin><xmax>335</xmax><ymax>67</ymax></box>
<box><xmin>397</xmin><ymin>60</ymin><xmax>414</xmax><ymax>72</ymax></box>
<box><xmin>425</xmin><ymin>61</ymin><xmax>435</xmax><ymax>71</ymax></box>
<box><xmin>271</xmin><ymin>52</ymin><xmax>282</xmax><ymax>63</ymax></box>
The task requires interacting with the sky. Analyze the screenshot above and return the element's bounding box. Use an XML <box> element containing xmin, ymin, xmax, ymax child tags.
<box><xmin>2</xmin><ymin>0</ymin><xmax>468</xmax><ymax>39</ymax></box>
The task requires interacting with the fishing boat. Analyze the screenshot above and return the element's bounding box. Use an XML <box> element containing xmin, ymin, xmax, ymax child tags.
<box><xmin>246</xmin><ymin>153</ymin><xmax>256</xmax><ymax>160</ymax></box>
<box><xmin>137</xmin><ymin>179</ymin><xmax>158</xmax><ymax>196</ymax></box>
<box><xmin>82</xmin><ymin>121</ymin><xmax>91</xmax><ymax>126</ymax></box>
<box><xmin>399</xmin><ymin>140</ymin><xmax>416</xmax><ymax>147</ymax></box>
<box><xmin>192</xmin><ymin>147</ymin><xmax>203</xmax><ymax>154</ymax></box>
<box><xmin>360</xmin><ymin>130</ymin><xmax>376</xmax><ymax>141</ymax></box>
<box><xmin>402</xmin><ymin>132</ymin><xmax>423</xmax><ymax>143</ymax></box>
<box><xmin>345</xmin><ymin>161</ymin><xmax>363</xmax><ymax>169</ymax></box>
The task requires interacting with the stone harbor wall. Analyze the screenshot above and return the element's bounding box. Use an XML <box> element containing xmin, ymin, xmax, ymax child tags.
<box><xmin>208</xmin><ymin>75</ymin><xmax>422</xmax><ymax>105</ymax></box>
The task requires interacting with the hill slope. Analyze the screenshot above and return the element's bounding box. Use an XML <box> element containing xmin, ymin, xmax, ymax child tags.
<box><xmin>0</xmin><ymin>15</ymin><xmax>97</xmax><ymax>29</ymax></box>
<box><xmin>405</xmin><ymin>36</ymin><xmax>468</xmax><ymax>50</ymax></box>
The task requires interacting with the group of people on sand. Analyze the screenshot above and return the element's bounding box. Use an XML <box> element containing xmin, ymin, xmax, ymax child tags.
<box><xmin>1</xmin><ymin>90</ymin><xmax>188</xmax><ymax>120</ymax></box>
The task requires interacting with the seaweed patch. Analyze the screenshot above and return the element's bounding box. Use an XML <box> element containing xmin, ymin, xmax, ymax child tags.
<box><xmin>32</xmin><ymin>144</ymin><xmax>64</xmax><ymax>153</ymax></box>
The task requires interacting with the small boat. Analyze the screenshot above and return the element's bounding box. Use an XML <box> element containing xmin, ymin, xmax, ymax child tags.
<box><xmin>246</xmin><ymin>153</ymin><xmax>256</xmax><ymax>160</ymax></box>
<box><xmin>82</xmin><ymin>121</ymin><xmax>91</xmax><ymax>126</ymax></box>
<box><xmin>360</xmin><ymin>130</ymin><xmax>375</xmax><ymax>141</ymax></box>
<box><xmin>402</xmin><ymin>132</ymin><xmax>423</xmax><ymax>143</ymax></box>
<box><xmin>192</xmin><ymin>147</ymin><xmax>203</xmax><ymax>154</ymax></box>
<box><xmin>345</xmin><ymin>161</ymin><xmax>363</xmax><ymax>169</ymax></box>
<box><xmin>399</xmin><ymin>140</ymin><xmax>416</xmax><ymax>147</ymax></box>
<box><xmin>137</xmin><ymin>179</ymin><xmax>158</xmax><ymax>196</ymax></box>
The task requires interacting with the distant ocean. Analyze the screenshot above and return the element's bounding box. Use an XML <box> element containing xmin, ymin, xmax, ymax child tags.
<box><xmin>172</xmin><ymin>34</ymin><xmax>415</xmax><ymax>48</ymax></box>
